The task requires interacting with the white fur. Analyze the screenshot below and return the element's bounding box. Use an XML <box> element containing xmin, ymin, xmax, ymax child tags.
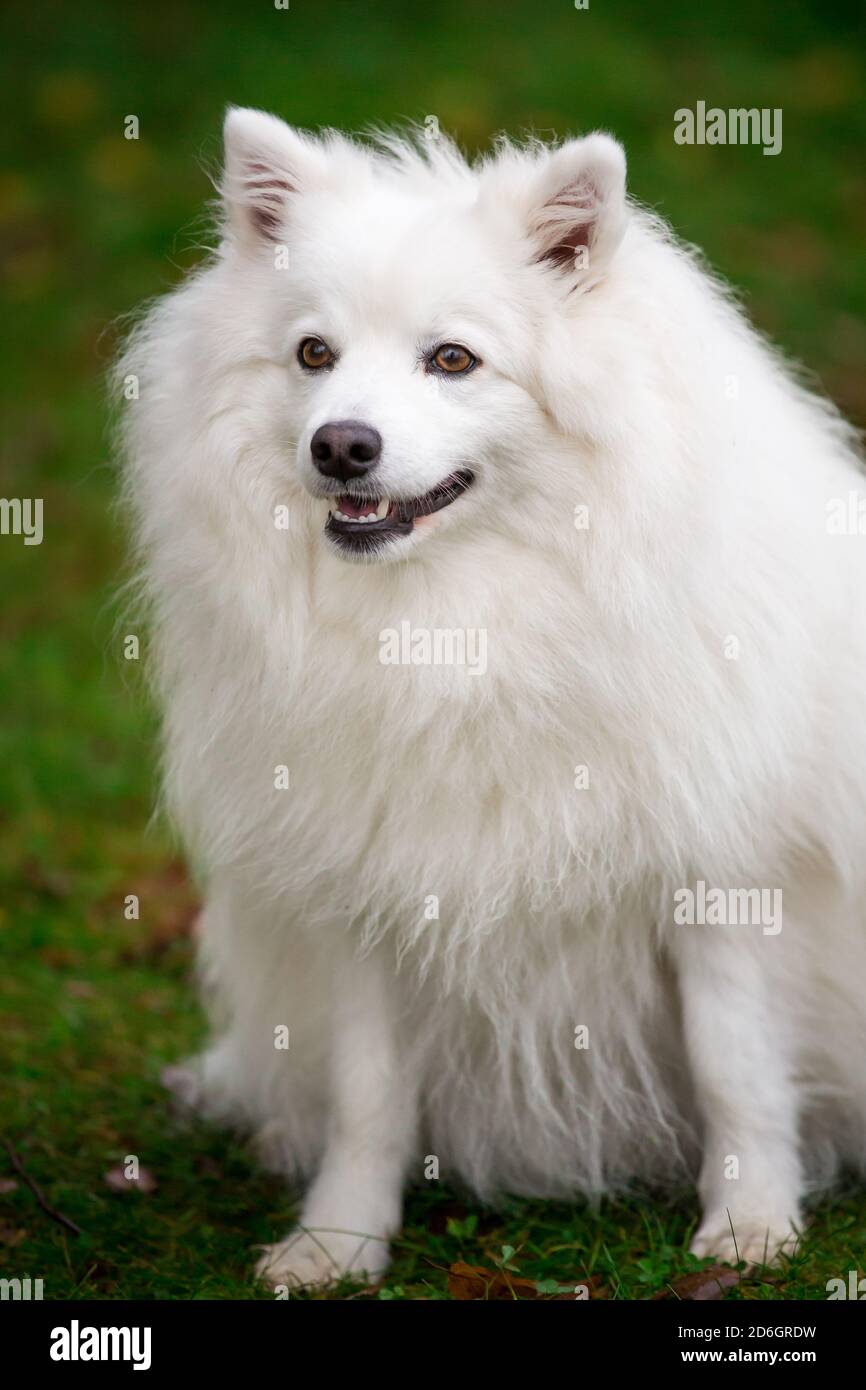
<box><xmin>119</xmin><ymin>108</ymin><xmax>866</xmax><ymax>1286</ymax></box>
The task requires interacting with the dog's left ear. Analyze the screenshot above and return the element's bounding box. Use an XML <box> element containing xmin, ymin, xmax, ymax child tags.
<box><xmin>486</xmin><ymin>134</ymin><xmax>627</xmax><ymax>290</ymax></box>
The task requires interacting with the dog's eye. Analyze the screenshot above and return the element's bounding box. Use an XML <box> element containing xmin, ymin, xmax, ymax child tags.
<box><xmin>298</xmin><ymin>337</ymin><xmax>335</xmax><ymax>370</ymax></box>
<box><xmin>429</xmin><ymin>343</ymin><xmax>477</xmax><ymax>375</ymax></box>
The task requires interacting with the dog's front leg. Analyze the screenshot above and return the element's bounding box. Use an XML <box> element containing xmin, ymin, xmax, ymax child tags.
<box><xmin>677</xmin><ymin>931</ymin><xmax>802</xmax><ymax>1266</ymax></box>
<box><xmin>256</xmin><ymin>942</ymin><xmax>417</xmax><ymax>1290</ymax></box>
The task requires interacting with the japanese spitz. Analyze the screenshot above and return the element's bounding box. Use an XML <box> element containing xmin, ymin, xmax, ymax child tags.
<box><xmin>119</xmin><ymin>107</ymin><xmax>866</xmax><ymax>1288</ymax></box>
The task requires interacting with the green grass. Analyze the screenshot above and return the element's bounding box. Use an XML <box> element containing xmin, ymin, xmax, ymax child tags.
<box><xmin>2</xmin><ymin>0</ymin><xmax>866</xmax><ymax>1299</ymax></box>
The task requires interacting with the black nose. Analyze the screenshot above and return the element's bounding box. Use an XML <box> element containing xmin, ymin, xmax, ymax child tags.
<box><xmin>310</xmin><ymin>420</ymin><xmax>382</xmax><ymax>482</ymax></box>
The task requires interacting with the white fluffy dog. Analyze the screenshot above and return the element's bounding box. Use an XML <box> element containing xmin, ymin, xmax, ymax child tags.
<box><xmin>119</xmin><ymin>107</ymin><xmax>866</xmax><ymax>1288</ymax></box>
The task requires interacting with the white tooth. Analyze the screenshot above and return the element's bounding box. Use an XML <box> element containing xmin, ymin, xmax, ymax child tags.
<box><xmin>375</xmin><ymin>497</ymin><xmax>389</xmax><ymax>519</ymax></box>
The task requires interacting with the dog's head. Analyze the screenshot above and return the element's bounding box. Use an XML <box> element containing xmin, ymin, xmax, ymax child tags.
<box><xmin>219</xmin><ymin>108</ymin><xmax>628</xmax><ymax>563</ymax></box>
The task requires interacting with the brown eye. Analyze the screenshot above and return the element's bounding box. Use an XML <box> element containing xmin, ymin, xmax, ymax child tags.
<box><xmin>430</xmin><ymin>343</ymin><xmax>477</xmax><ymax>375</ymax></box>
<box><xmin>298</xmin><ymin>337</ymin><xmax>334</xmax><ymax>370</ymax></box>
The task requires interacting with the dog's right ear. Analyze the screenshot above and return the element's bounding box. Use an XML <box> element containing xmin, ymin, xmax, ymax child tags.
<box><xmin>221</xmin><ymin>107</ymin><xmax>325</xmax><ymax>247</ymax></box>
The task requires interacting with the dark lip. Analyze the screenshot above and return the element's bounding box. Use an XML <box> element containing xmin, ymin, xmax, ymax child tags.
<box><xmin>324</xmin><ymin>469</ymin><xmax>475</xmax><ymax>553</ymax></box>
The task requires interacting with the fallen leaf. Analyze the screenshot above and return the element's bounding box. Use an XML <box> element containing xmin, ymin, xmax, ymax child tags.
<box><xmin>38</xmin><ymin>947</ymin><xmax>78</xmax><ymax>970</ymax></box>
<box><xmin>117</xmin><ymin>860</ymin><xmax>199</xmax><ymax>962</ymax></box>
<box><xmin>134</xmin><ymin>990</ymin><xmax>171</xmax><ymax>1013</ymax></box>
<box><xmin>448</xmin><ymin>1261</ymin><xmax>547</xmax><ymax>1301</ymax></box>
<box><xmin>21</xmin><ymin>859</ymin><xmax>73</xmax><ymax>899</ymax></box>
<box><xmin>65</xmin><ymin>980</ymin><xmax>96</xmax><ymax>999</ymax></box>
<box><xmin>103</xmin><ymin>1165</ymin><xmax>158</xmax><ymax>1194</ymax></box>
<box><xmin>653</xmin><ymin>1265</ymin><xmax>740</xmax><ymax>1301</ymax></box>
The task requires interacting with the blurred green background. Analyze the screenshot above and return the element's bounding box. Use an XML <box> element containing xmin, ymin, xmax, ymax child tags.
<box><xmin>1</xmin><ymin>0</ymin><xmax>865</xmax><ymax>1299</ymax></box>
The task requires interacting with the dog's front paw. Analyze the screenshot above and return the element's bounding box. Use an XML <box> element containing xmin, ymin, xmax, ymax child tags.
<box><xmin>690</xmin><ymin>1210</ymin><xmax>801</xmax><ymax>1267</ymax></box>
<box><xmin>255</xmin><ymin>1227</ymin><xmax>390</xmax><ymax>1291</ymax></box>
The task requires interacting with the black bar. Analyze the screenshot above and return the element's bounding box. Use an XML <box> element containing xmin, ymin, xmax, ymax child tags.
<box><xmin>2</xmin><ymin>1296</ymin><xmax>856</xmax><ymax>1374</ymax></box>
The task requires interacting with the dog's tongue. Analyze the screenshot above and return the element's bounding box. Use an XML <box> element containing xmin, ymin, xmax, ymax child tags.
<box><xmin>337</xmin><ymin>494</ymin><xmax>379</xmax><ymax>518</ymax></box>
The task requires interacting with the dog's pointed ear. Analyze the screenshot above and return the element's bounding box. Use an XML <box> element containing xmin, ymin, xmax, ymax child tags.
<box><xmin>221</xmin><ymin>107</ymin><xmax>325</xmax><ymax>246</ymax></box>
<box><xmin>488</xmin><ymin>134</ymin><xmax>627</xmax><ymax>290</ymax></box>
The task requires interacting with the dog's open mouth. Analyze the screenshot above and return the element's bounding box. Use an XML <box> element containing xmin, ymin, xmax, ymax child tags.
<box><xmin>325</xmin><ymin>469</ymin><xmax>475</xmax><ymax>553</ymax></box>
